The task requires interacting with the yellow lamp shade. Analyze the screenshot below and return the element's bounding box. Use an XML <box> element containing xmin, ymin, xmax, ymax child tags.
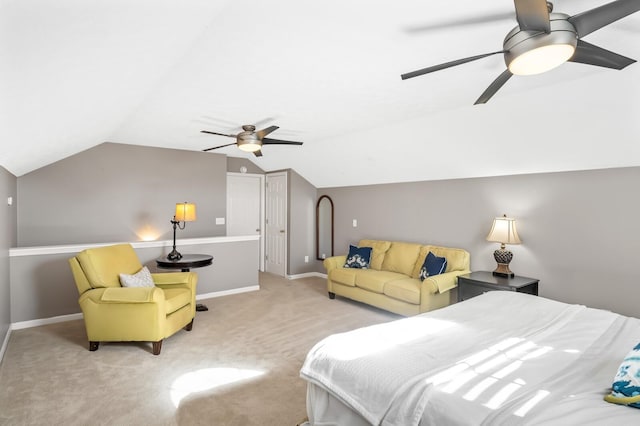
<box><xmin>175</xmin><ymin>202</ymin><xmax>196</xmax><ymax>222</ymax></box>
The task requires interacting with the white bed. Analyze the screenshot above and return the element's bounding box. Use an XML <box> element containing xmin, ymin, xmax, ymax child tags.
<box><xmin>300</xmin><ymin>291</ymin><xmax>640</xmax><ymax>425</ymax></box>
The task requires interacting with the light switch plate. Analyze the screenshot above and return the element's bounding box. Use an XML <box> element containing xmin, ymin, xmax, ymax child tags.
<box><xmin>352</xmin><ymin>219</ymin><xmax>357</xmax><ymax>227</ymax></box>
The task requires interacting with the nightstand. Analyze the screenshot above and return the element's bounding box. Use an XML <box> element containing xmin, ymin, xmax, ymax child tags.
<box><xmin>457</xmin><ymin>271</ymin><xmax>539</xmax><ymax>302</ymax></box>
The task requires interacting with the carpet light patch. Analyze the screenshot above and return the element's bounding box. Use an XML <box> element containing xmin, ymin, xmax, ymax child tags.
<box><xmin>170</xmin><ymin>368</ymin><xmax>265</xmax><ymax>407</ymax></box>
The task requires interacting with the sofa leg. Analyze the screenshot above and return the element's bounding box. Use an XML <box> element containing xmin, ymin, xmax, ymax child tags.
<box><xmin>328</xmin><ymin>292</ymin><xmax>335</xmax><ymax>299</ymax></box>
<box><xmin>184</xmin><ymin>319</ymin><xmax>194</xmax><ymax>331</ymax></box>
<box><xmin>152</xmin><ymin>340</ymin><xmax>163</xmax><ymax>355</ymax></box>
<box><xmin>89</xmin><ymin>341</ymin><xmax>99</xmax><ymax>351</ymax></box>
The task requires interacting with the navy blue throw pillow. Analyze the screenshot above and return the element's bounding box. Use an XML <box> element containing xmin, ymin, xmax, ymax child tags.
<box><xmin>419</xmin><ymin>252</ymin><xmax>447</xmax><ymax>281</ymax></box>
<box><xmin>344</xmin><ymin>245</ymin><xmax>372</xmax><ymax>269</ymax></box>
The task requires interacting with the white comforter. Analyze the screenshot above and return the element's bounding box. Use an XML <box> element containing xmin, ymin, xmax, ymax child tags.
<box><xmin>300</xmin><ymin>292</ymin><xmax>640</xmax><ymax>425</ymax></box>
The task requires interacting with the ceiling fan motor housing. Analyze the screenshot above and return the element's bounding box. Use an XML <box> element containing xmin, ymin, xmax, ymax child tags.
<box><xmin>237</xmin><ymin>126</ymin><xmax>262</xmax><ymax>152</ymax></box>
<box><xmin>503</xmin><ymin>13</ymin><xmax>578</xmax><ymax>75</ymax></box>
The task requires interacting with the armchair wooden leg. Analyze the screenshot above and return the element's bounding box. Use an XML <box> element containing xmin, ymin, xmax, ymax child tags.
<box><xmin>89</xmin><ymin>341</ymin><xmax>99</xmax><ymax>351</ymax></box>
<box><xmin>328</xmin><ymin>292</ymin><xmax>335</xmax><ymax>299</ymax></box>
<box><xmin>152</xmin><ymin>340</ymin><xmax>163</xmax><ymax>355</ymax></box>
<box><xmin>184</xmin><ymin>319</ymin><xmax>194</xmax><ymax>331</ymax></box>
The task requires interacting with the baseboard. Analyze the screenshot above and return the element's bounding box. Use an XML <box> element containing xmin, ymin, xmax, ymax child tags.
<box><xmin>0</xmin><ymin>326</ymin><xmax>11</xmax><ymax>366</ymax></box>
<box><xmin>8</xmin><ymin>286</ymin><xmax>261</xmax><ymax>332</ymax></box>
<box><xmin>11</xmin><ymin>312</ymin><xmax>84</xmax><ymax>331</ymax></box>
<box><xmin>197</xmin><ymin>285</ymin><xmax>260</xmax><ymax>301</ymax></box>
<box><xmin>286</xmin><ymin>272</ymin><xmax>327</xmax><ymax>280</ymax></box>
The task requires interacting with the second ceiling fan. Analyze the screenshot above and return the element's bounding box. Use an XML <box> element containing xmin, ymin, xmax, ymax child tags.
<box><xmin>401</xmin><ymin>0</ymin><xmax>640</xmax><ymax>104</ymax></box>
<box><xmin>202</xmin><ymin>124</ymin><xmax>303</xmax><ymax>157</ymax></box>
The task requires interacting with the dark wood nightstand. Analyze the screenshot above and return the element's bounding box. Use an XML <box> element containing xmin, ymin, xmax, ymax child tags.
<box><xmin>457</xmin><ymin>271</ymin><xmax>539</xmax><ymax>302</ymax></box>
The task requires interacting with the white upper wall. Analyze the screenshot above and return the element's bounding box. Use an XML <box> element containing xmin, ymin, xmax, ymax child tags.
<box><xmin>1</xmin><ymin>0</ymin><xmax>639</xmax><ymax>187</ymax></box>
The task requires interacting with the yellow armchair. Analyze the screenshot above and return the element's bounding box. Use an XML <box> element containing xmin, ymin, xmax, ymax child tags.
<box><xmin>69</xmin><ymin>243</ymin><xmax>198</xmax><ymax>355</ymax></box>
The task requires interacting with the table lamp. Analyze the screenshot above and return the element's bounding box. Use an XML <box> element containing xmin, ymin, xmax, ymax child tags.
<box><xmin>167</xmin><ymin>202</ymin><xmax>196</xmax><ymax>260</ymax></box>
<box><xmin>486</xmin><ymin>214</ymin><xmax>521</xmax><ymax>278</ymax></box>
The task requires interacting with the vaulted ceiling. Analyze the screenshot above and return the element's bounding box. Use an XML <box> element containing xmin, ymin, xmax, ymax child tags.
<box><xmin>1</xmin><ymin>0</ymin><xmax>639</xmax><ymax>187</ymax></box>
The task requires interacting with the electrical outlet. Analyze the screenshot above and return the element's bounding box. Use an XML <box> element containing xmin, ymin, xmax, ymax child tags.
<box><xmin>215</xmin><ymin>217</ymin><xmax>225</xmax><ymax>225</ymax></box>
<box><xmin>352</xmin><ymin>219</ymin><xmax>358</xmax><ymax>227</ymax></box>
<box><xmin>304</xmin><ymin>255</ymin><xmax>309</xmax><ymax>263</ymax></box>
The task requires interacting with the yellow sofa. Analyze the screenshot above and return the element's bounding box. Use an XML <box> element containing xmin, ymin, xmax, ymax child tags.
<box><xmin>324</xmin><ymin>239</ymin><xmax>470</xmax><ymax>316</ymax></box>
<box><xmin>69</xmin><ymin>243</ymin><xmax>198</xmax><ymax>355</ymax></box>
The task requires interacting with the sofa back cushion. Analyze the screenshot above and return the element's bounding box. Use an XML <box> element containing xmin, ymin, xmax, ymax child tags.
<box><xmin>381</xmin><ymin>241</ymin><xmax>422</xmax><ymax>276</ymax></box>
<box><xmin>77</xmin><ymin>243</ymin><xmax>143</xmax><ymax>289</ymax></box>
<box><xmin>411</xmin><ymin>245</ymin><xmax>470</xmax><ymax>279</ymax></box>
<box><xmin>358</xmin><ymin>239</ymin><xmax>391</xmax><ymax>270</ymax></box>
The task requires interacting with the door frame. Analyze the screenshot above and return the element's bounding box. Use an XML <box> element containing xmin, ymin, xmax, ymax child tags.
<box><xmin>226</xmin><ymin>172</ymin><xmax>265</xmax><ymax>272</ymax></box>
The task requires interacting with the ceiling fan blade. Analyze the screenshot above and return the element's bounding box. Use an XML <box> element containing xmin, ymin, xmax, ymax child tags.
<box><xmin>202</xmin><ymin>142</ymin><xmax>238</xmax><ymax>152</ymax></box>
<box><xmin>568</xmin><ymin>0</ymin><xmax>640</xmax><ymax>38</ymax></box>
<box><xmin>513</xmin><ymin>0</ymin><xmax>551</xmax><ymax>32</ymax></box>
<box><xmin>401</xmin><ymin>51</ymin><xmax>506</xmax><ymax>80</ymax></box>
<box><xmin>256</xmin><ymin>125</ymin><xmax>279</xmax><ymax>139</ymax></box>
<box><xmin>474</xmin><ymin>69</ymin><xmax>513</xmax><ymax>105</ymax></box>
<box><xmin>569</xmin><ymin>39</ymin><xmax>636</xmax><ymax>69</ymax></box>
<box><xmin>200</xmin><ymin>130</ymin><xmax>236</xmax><ymax>138</ymax></box>
<box><xmin>253</xmin><ymin>150</ymin><xmax>263</xmax><ymax>157</ymax></box>
<box><xmin>262</xmin><ymin>138</ymin><xmax>304</xmax><ymax>145</ymax></box>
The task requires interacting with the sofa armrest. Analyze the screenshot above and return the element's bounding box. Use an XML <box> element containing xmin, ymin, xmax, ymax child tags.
<box><xmin>151</xmin><ymin>272</ymin><xmax>195</xmax><ymax>285</ymax></box>
<box><xmin>323</xmin><ymin>255</ymin><xmax>347</xmax><ymax>272</ymax></box>
<box><xmin>423</xmin><ymin>270</ymin><xmax>470</xmax><ymax>294</ymax></box>
<box><xmin>94</xmin><ymin>287</ymin><xmax>164</xmax><ymax>304</ymax></box>
<box><xmin>152</xmin><ymin>271</ymin><xmax>197</xmax><ymax>292</ymax></box>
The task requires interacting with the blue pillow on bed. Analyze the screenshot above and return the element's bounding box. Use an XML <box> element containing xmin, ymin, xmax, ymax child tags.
<box><xmin>605</xmin><ymin>342</ymin><xmax>640</xmax><ymax>408</ymax></box>
<box><xmin>344</xmin><ymin>245</ymin><xmax>372</xmax><ymax>269</ymax></box>
<box><xmin>419</xmin><ymin>252</ymin><xmax>447</xmax><ymax>281</ymax></box>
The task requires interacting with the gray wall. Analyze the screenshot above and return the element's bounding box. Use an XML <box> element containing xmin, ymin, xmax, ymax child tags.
<box><xmin>17</xmin><ymin>143</ymin><xmax>228</xmax><ymax>246</ymax></box>
<box><xmin>226</xmin><ymin>157</ymin><xmax>265</xmax><ymax>175</ymax></box>
<box><xmin>320</xmin><ymin>167</ymin><xmax>640</xmax><ymax>318</ymax></box>
<box><xmin>0</xmin><ymin>166</ymin><xmax>17</xmax><ymax>345</ymax></box>
<box><xmin>9</xmin><ymin>239</ymin><xmax>259</xmax><ymax>323</ymax></box>
<box><xmin>288</xmin><ymin>169</ymin><xmax>317</xmax><ymax>275</ymax></box>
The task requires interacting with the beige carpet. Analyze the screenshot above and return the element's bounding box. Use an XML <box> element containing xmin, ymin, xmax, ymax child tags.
<box><xmin>0</xmin><ymin>273</ymin><xmax>398</xmax><ymax>425</ymax></box>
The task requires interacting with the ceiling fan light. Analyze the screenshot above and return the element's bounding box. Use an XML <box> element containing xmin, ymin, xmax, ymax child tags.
<box><xmin>503</xmin><ymin>14</ymin><xmax>578</xmax><ymax>76</ymax></box>
<box><xmin>508</xmin><ymin>43</ymin><xmax>576</xmax><ymax>75</ymax></box>
<box><xmin>238</xmin><ymin>142</ymin><xmax>261</xmax><ymax>152</ymax></box>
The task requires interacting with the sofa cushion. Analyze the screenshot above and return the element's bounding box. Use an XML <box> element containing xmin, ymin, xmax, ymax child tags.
<box><xmin>358</xmin><ymin>240</ymin><xmax>391</xmax><ymax>270</ymax></box>
<box><xmin>383</xmin><ymin>278</ymin><xmax>421</xmax><ymax>305</ymax></box>
<box><xmin>162</xmin><ymin>288</ymin><xmax>191</xmax><ymax>315</ymax></box>
<box><xmin>355</xmin><ymin>269</ymin><xmax>407</xmax><ymax>294</ymax></box>
<box><xmin>419</xmin><ymin>252</ymin><xmax>448</xmax><ymax>281</ymax></box>
<box><xmin>430</xmin><ymin>246</ymin><xmax>468</xmax><ymax>274</ymax></box>
<box><xmin>381</xmin><ymin>242</ymin><xmax>421</xmax><ymax>276</ymax></box>
<box><xmin>77</xmin><ymin>244</ymin><xmax>143</xmax><ymax>289</ymax></box>
<box><xmin>329</xmin><ymin>268</ymin><xmax>358</xmax><ymax>287</ymax></box>
<box><xmin>344</xmin><ymin>245</ymin><xmax>372</xmax><ymax>269</ymax></box>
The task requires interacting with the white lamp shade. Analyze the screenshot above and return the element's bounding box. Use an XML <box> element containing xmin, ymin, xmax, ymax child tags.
<box><xmin>486</xmin><ymin>215</ymin><xmax>521</xmax><ymax>245</ymax></box>
<box><xmin>175</xmin><ymin>202</ymin><xmax>197</xmax><ymax>222</ymax></box>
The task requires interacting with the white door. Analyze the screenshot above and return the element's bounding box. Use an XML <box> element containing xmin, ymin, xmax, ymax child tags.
<box><xmin>227</xmin><ymin>173</ymin><xmax>265</xmax><ymax>271</ymax></box>
<box><xmin>265</xmin><ymin>172</ymin><xmax>287</xmax><ymax>276</ymax></box>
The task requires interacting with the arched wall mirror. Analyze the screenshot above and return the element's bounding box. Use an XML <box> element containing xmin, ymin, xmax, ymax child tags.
<box><xmin>316</xmin><ymin>195</ymin><xmax>334</xmax><ymax>261</ymax></box>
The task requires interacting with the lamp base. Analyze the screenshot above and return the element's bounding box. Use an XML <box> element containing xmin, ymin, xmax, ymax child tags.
<box><xmin>167</xmin><ymin>249</ymin><xmax>183</xmax><ymax>261</ymax></box>
<box><xmin>493</xmin><ymin>249</ymin><xmax>515</xmax><ymax>278</ymax></box>
<box><xmin>492</xmin><ymin>263</ymin><xmax>515</xmax><ymax>278</ymax></box>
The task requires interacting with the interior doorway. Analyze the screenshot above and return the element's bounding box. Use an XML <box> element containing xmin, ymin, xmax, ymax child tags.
<box><xmin>265</xmin><ymin>172</ymin><xmax>287</xmax><ymax>276</ymax></box>
<box><xmin>226</xmin><ymin>172</ymin><xmax>265</xmax><ymax>271</ymax></box>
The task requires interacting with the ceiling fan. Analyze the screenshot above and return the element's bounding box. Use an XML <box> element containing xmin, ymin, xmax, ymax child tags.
<box><xmin>201</xmin><ymin>125</ymin><xmax>303</xmax><ymax>157</ymax></box>
<box><xmin>401</xmin><ymin>0</ymin><xmax>640</xmax><ymax>104</ymax></box>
